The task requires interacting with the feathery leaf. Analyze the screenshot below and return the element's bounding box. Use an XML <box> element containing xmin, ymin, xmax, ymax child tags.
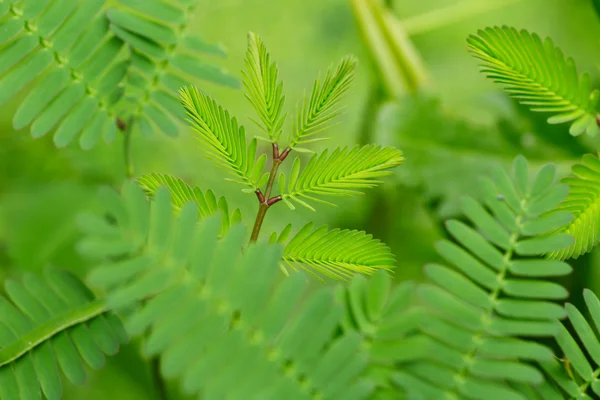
<box><xmin>242</xmin><ymin>32</ymin><xmax>286</xmax><ymax>141</ymax></box>
<box><xmin>108</xmin><ymin>0</ymin><xmax>239</xmax><ymax>137</ymax></box>
<box><xmin>410</xmin><ymin>156</ymin><xmax>573</xmax><ymax>400</ymax></box>
<box><xmin>468</xmin><ymin>26</ymin><xmax>600</xmax><ymax>136</ymax></box>
<box><xmin>0</xmin><ymin>269</ymin><xmax>126</xmax><ymax>400</ymax></box>
<box><xmin>179</xmin><ymin>86</ymin><xmax>263</xmax><ymax>189</ymax></box>
<box><xmin>339</xmin><ymin>273</ymin><xmax>433</xmax><ymax>398</ymax></box>
<box><xmin>289</xmin><ymin>56</ymin><xmax>357</xmax><ymax>149</ymax></box>
<box><xmin>280</xmin><ymin>145</ymin><xmax>404</xmax><ymax>211</ymax></box>
<box><xmin>0</xmin><ymin>0</ymin><xmax>128</xmax><ymax>149</ymax></box>
<box><xmin>548</xmin><ymin>154</ymin><xmax>600</xmax><ymax>260</ymax></box>
<box><xmin>137</xmin><ymin>173</ymin><xmax>242</xmax><ymax>235</ymax></box>
<box><xmin>80</xmin><ymin>182</ymin><xmax>374</xmax><ymax>400</ymax></box>
<box><xmin>539</xmin><ymin>289</ymin><xmax>600</xmax><ymax>399</ymax></box>
<box><xmin>275</xmin><ymin>223</ymin><xmax>396</xmax><ymax>280</ymax></box>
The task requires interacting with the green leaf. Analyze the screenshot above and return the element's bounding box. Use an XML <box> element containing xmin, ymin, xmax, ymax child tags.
<box><xmin>179</xmin><ymin>86</ymin><xmax>262</xmax><ymax>189</ymax></box>
<box><xmin>242</xmin><ymin>32</ymin><xmax>286</xmax><ymax>141</ymax></box>
<box><xmin>0</xmin><ymin>0</ymin><xmax>128</xmax><ymax>148</ymax></box>
<box><xmin>289</xmin><ymin>56</ymin><xmax>357</xmax><ymax>148</ymax></box>
<box><xmin>0</xmin><ymin>270</ymin><xmax>126</xmax><ymax>399</ymax></box>
<box><xmin>108</xmin><ymin>0</ymin><xmax>239</xmax><ymax>137</ymax></box>
<box><xmin>137</xmin><ymin>173</ymin><xmax>242</xmax><ymax>235</ymax></box>
<box><xmin>468</xmin><ymin>26</ymin><xmax>600</xmax><ymax>136</ymax></box>
<box><xmin>82</xmin><ymin>182</ymin><xmax>371</xmax><ymax>399</ymax></box>
<box><xmin>409</xmin><ymin>156</ymin><xmax>570</xmax><ymax>397</ymax></box>
<box><xmin>281</xmin><ymin>223</ymin><xmax>396</xmax><ymax>280</ymax></box>
<box><xmin>282</xmin><ymin>145</ymin><xmax>403</xmax><ymax>210</ymax></box>
<box><xmin>549</xmin><ymin>154</ymin><xmax>600</xmax><ymax>260</ymax></box>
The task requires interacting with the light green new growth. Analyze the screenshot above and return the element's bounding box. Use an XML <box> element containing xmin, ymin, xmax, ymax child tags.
<box><xmin>243</xmin><ymin>32</ymin><xmax>287</xmax><ymax>142</ymax></box>
<box><xmin>280</xmin><ymin>145</ymin><xmax>404</xmax><ymax>211</ymax></box>
<box><xmin>179</xmin><ymin>86</ymin><xmax>266</xmax><ymax>190</ymax></box>
<box><xmin>81</xmin><ymin>184</ymin><xmax>372</xmax><ymax>399</ymax></box>
<box><xmin>289</xmin><ymin>56</ymin><xmax>357</xmax><ymax>150</ymax></box>
<box><xmin>468</xmin><ymin>26</ymin><xmax>600</xmax><ymax>136</ymax></box>
<box><xmin>272</xmin><ymin>223</ymin><xmax>396</xmax><ymax>280</ymax></box>
<box><xmin>137</xmin><ymin>173</ymin><xmax>242</xmax><ymax>235</ymax></box>
<box><xmin>548</xmin><ymin>154</ymin><xmax>600</xmax><ymax>261</ymax></box>
<box><xmin>173</xmin><ymin>31</ymin><xmax>402</xmax><ymax>279</ymax></box>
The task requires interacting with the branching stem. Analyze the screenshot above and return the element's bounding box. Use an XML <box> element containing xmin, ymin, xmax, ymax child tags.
<box><xmin>250</xmin><ymin>143</ymin><xmax>289</xmax><ymax>242</ymax></box>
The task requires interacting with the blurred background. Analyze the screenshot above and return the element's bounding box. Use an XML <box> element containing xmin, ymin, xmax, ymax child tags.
<box><xmin>3</xmin><ymin>0</ymin><xmax>600</xmax><ymax>398</ymax></box>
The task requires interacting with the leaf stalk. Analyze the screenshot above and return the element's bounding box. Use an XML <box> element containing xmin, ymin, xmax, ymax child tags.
<box><xmin>250</xmin><ymin>143</ymin><xmax>289</xmax><ymax>242</ymax></box>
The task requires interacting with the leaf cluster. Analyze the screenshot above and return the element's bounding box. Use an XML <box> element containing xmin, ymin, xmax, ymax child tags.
<box><xmin>0</xmin><ymin>0</ymin><xmax>236</xmax><ymax>148</ymax></box>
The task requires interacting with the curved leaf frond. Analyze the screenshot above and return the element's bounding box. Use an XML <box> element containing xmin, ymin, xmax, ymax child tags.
<box><xmin>468</xmin><ymin>26</ymin><xmax>600</xmax><ymax>136</ymax></box>
<box><xmin>280</xmin><ymin>145</ymin><xmax>404</xmax><ymax>211</ymax></box>
<box><xmin>538</xmin><ymin>289</ymin><xmax>600</xmax><ymax>399</ymax></box>
<box><xmin>0</xmin><ymin>0</ymin><xmax>128</xmax><ymax>149</ymax></box>
<box><xmin>410</xmin><ymin>156</ymin><xmax>574</xmax><ymax>400</ymax></box>
<box><xmin>179</xmin><ymin>86</ymin><xmax>264</xmax><ymax>189</ymax></box>
<box><xmin>274</xmin><ymin>223</ymin><xmax>396</xmax><ymax>280</ymax></box>
<box><xmin>137</xmin><ymin>173</ymin><xmax>242</xmax><ymax>235</ymax></box>
<box><xmin>0</xmin><ymin>269</ymin><xmax>127</xmax><ymax>400</ymax></box>
<box><xmin>289</xmin><ymin>56</ymin><xmax>357</xmax><ymax>150</ymax></box>
<box><xmin>108</xmin><ymin>0</ymin><xmax>239</xmax><ymax>137</ymax></box>
<box><xmin>548</xmin><ymin>154</ymin><xmax>600</xmax><ymax>261</ymax></box>
<box><xmin>80</xmin><ymin>183</ymin><xmax>373</xmax><ymax>400</ymax></box>
<box><xmin>243</xmin><ymin>32</ymin><xmax>286</xmax><ymax>142</ymax></box>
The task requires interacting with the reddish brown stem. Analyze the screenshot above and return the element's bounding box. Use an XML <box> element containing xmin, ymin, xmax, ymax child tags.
<box><xmin>249</xmin><ymin>144</ymin><xmax>290</xmax><ymax>242</ymax></box>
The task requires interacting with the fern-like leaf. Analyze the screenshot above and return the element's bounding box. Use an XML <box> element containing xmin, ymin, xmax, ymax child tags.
<box><xmin>468</xmin><ymin>26</ymin><xmax>600</xmax><ymax>136</ymax></box>
<box><xmin>243</xmin><ymin>32</ymin><xmax>286</xmax><ymax>142</ymax></box>
<box><xmin>0</xmin><ymin>0</ymin><xmax>129</xmax><ymax>149</ymax></box>
<box><xmin>536</xmin><ymin>289</ymin><xmax>600</xmax><ymax>399</ymax></box>
<box><xmin>0</xmin><ymin>269</ymin><xmax>127</xmax><ymax>400</ymax></box>
<box><xmin>179</xmin><ymin>86</ymin><xmax>265</xmax><ymax>190</ymax></box>
<box><xmin>409</xmin><ymin>156</ymin><xmax>574</xmax><ymax>400</ymax></box>
<box><xmin>137</xmin><ymin>173</ymin><xmax>242</xmax><ymax>235</ymax></box>
<box><xmin>289</xmin><ymin>56</ymin><xmax>357</xmax><ymax>149</ymax></box>
<box><xmin>338</xmin><ymin>271</ymin><xmax>434</xmax><ymax>398</ymax></box>
<box><xmin>548</xmin><ymin>154</ymin><xmax>600</xmax><ymax>261</ymax></box>
<box><xmin>80</xmin><ymin>183</ymin><xmax>373</xmax><ymax>400</ymax></box>
<box><xmin>107</xmin><ymin>0</ymin><xmax>238</xmax><ymax>137</ymax></box>
<box><xmin>272</xmin><ymin>223</ymin><xmax>396</xmax><ymax>280</ymax></box>
<box><xmin>279</xmin><ymin>145</ymin><xmax>403</xmax><ymax>211</ymax></box>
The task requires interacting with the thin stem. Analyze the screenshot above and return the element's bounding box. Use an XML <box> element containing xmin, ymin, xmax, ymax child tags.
<box><xmin>249</xmin><ymin>143</ymin><xmax>288</xmax><ymax>243</ymax></box>
<box><xmin>400</xmin><ymin>0</ymin><xmax>523</xmax><ymax>36</ymax></box>
<box><xmin>117</xmin><ymin>117</ymin><xmax>134</xmax><ymax>179</ymax></box>
<box><xmin>151</xmin><ymin>357</ymin><xmax>168</xmax><ymax>400</ymax></box>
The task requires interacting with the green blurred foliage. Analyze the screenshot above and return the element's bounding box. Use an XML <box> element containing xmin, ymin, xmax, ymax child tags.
<box><xmin>4</xmin><ymin>0</ymin><xmax>600</xmax><ymax>398</ymax></box>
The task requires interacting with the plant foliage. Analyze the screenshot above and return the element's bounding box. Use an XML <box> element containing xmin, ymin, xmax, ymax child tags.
<box><xmin>179</xmin><ymin>86</ymin><xmax>267</xmax><ymax>190</ymax></box>
<box><xmin>243</xmin><ymin>32</ymin><xmax>287</xmax><ymax>142</ymax></box>
<box><xmin>279</xmin><ymin>145</ymin><xmax>404</xmax><ymax>211</ymax></box>
<box><xmin>407</xmin><ymin>156</ymin><xmax>574</xmax><ymax>400</ymax></box>
<box><xmin>80</xmin><ymin>183</ymin><xmax>375</xmax><ymax>399</ymax></box>
<box><xmin>541</xmin><ymin>289</ymin><xmax>600</xmax><ymax>399</ymax></box>
<box><xmin>107</xmin><ymin>0</ymin><xmax>238</xmax><ymax>137</ymax></box>
<box><xmin>0</xmin><ymin>0</ymin><xmax>128</xmax><ymax>149</ymax></box>
<box><xmin>137</xmin><ymin>173</ymin><xmax>242</xmax><ymax>235</ymax></box>
<box><xmin>468</xmin><ymin>26</ymin><xmax>600</xmax><ymax>136</ymax></box>
<box><xmin>289</xmin><ymin>56</ymin><xmax>357</xmax><ymax>150</ymax></box>
<box><xmin>0</xmin><ymin>269</ymin><xmax>127</xmax><ymax>400</ymax></box>
<box><xmin>271</xmin><ymin>223</ymin><xmax>396</xmax><ymax>280</ymax></box>
<box><xmin>548</xmin><ymin>154</ymin><xmax>600</xmax><ymax>261</ymax></box>
<box><xmin>338</xmin><ymin>271</ymin><xmax>430</xmax><ymax>399</ymax></box>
